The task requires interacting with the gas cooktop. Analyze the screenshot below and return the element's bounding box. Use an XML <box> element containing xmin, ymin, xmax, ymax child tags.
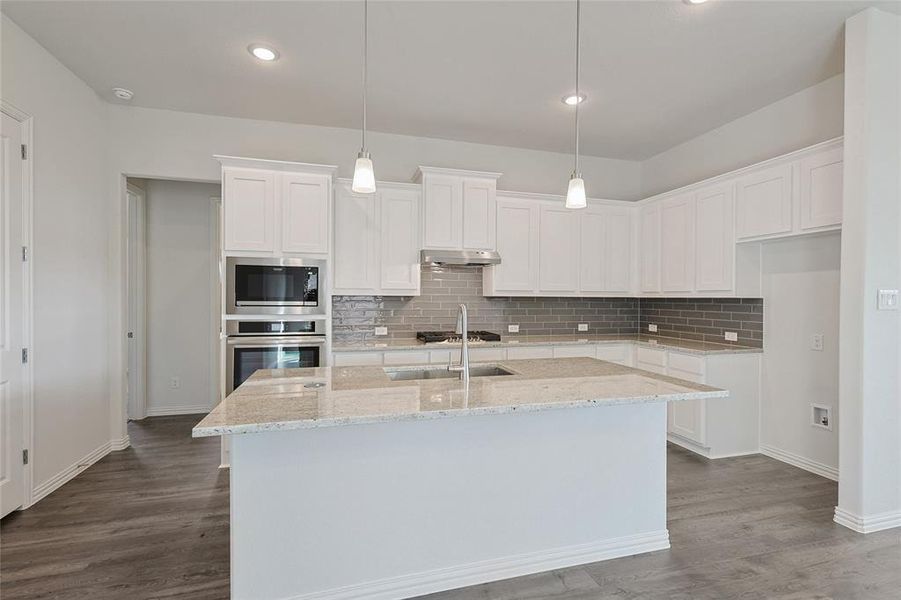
<box><xmin>416</xmin><ymin>330</ymin><xmax>502</xmax><ymax>344</ymax></box>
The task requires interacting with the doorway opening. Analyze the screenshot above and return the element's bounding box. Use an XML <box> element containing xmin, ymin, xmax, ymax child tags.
<box><xmin>125</xmin><ymin>178</ymin><xmax>221</xmax><ymax>421</ymax></box>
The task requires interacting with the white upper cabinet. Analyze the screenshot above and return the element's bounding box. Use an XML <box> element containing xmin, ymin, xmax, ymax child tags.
<box><xmin>578</xmin><ymin>208</ymin><xmax>607</xmax><ymax>293</ymax></box>
<box><xmin>579</xmin><ymin>206</ymin><xmax>633</xmax><ymax>294</ymax></box>
<box><xmin>333</xmin><ymin>184</ymin><xmax>379</xmax><ymax>294</ymax></box>
<box><xmin>735</xmin><ymin>163</ymin><xmax>793</xmax><ymax>240</ymax></box>
<box><xmin>694</xmin><ymin>183</ymin><xmax>734</xmax><ymax>292</ymax></box>
<box><xmin>380</xmin><ymin>187</ymin><xmax>421</xmax><ymax>293</ymax></box>
<box><xmin>660</xmin><ymin>194</ymin><xmax>696</xmax><ymax>293</ymax></box>
<box><xmin>281</xmin><ymin>172</ymin><xmax>331</xmax><ymax>254</ymax></box>
<box><xmin>639</xmin><ymin>203</ymin><xmax>661</xmax><ymax>293</ymax></box>
<box><xmin>417</xmin><ymin>167</ymin><xmax>500</xmax><ymax>251</ymax></box>
<box><xmin>223</xmin><ymin>167</ymin><xmax>276</xmax><ymax>252</ymax></box>
<box><xmin>462</xmin><ymin>178</ymin><xmax>497</xmax><ymax>250</ymax></box>
<box><xmin>219</xmin><ymin>157</ymin><xmax>336</xmax><ymax>256</ymax></box>
<box><xmin>538</xmin><ymin>205</ymin><xmax>580</xmax><ymax>293</ymax></box>
<box><xmin>484</xmin><ymin>198</ymin><xmax>539</xmax><ymax>294</ymax></box>
<box><xmin>333</xmin><ymin>181</ymin><xmax>421</xmax><ymax>296</ymax></box>
<box><xmin>799</xmin><ymin>146</ymin><xmax>843</xmax><ymax>231</ymax></box>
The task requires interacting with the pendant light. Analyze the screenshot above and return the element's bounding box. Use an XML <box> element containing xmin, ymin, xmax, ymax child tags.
<box><xmin>565</xmin><ymin>0</ymin><xmax>587</xmax><ymax>209</ymax></box>
<box><xmin>352</xmin><ymin>0</ymin><xmax>376</xmax><ymax>194</ymax></box>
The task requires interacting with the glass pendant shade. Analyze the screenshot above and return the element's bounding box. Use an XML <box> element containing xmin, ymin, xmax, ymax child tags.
<box><xmin>565</xmin><ymin>175</ymin><xmax>587</xmax><ymax>209</ymax></box>
<box><xmin>352</xmin><ymin>153</ymin><xmax>376</xmax><ymax>194</ymax></box>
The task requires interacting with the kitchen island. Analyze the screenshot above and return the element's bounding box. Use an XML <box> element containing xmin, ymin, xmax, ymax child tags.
<box><xmin>194</xmin><ymin>358</ymin><xmax>727</xmax><ymax>600</ymax></box>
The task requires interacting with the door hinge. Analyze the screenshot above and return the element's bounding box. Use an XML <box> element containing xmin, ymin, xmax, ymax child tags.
<box><xmin>22</xmin><ymin>246</ymin><xmax>28</xmax><ymax>262</ymax></box>
<box><xmin>21</xmin><ymin>144</ymin><xmax>27</xmax><ymax>160</ymax></box>
<box><xmin>22</xmin><ymin>449</ymin><xmax>28</xmax><ymax>465</ymax></box>
<box><xmin>21</xmin><ymin>348</ymin><xmax>28</xmax><ymax>364</ymax></box>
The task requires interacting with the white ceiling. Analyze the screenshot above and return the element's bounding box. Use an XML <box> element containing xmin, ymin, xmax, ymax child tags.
<box><xmin>3</xmin><ymin>1</ymin><xmax>899</xmax><ymax>160</ymax></box>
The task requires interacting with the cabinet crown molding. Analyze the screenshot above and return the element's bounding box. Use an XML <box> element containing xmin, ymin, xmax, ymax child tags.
<box><xmin>414</xmin><ymin>166</ymin><xmax>502</xmax><ymax>182</ymax></box>
<box><xmin>215</xmin><ymin>155</ymin><xmax>338</xmax><ymax>175</ymax></box>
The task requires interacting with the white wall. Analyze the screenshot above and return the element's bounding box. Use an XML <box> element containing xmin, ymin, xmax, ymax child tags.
<box><xmin>0</xmin><ymin>15</ymin><xmax>114</xmax><ymax>498</ymax></box>
<box><xmin>641</xmin><ymin>75</ymin><xmax>844</xmax><ymax>197</ymax></box>
<box><xmin>106</xmin><ymin>104</ymin><xmax>643</xmax><ymax>200</ymax></box>
<box><xmin>143</xmin><ymin>180</ymin><xmax>219</xmax><ymax>416</ymax></box>
<box><xmin>760</xmin><ymin>234</ymin><xmax>841</xmax><ymax>478</ymax></box>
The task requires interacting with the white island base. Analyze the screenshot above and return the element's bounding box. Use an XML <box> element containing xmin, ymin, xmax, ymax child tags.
<box><xmin>230</xmin><ymin>402</ymin><xmax>670</xmax><ymax>600</ymax></box>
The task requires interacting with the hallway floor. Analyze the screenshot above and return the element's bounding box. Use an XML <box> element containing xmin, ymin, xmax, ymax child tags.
<box><xmin>1</xmin><ymin>416</ymin><xmax>899</xmax><ymax>599</ymax></box>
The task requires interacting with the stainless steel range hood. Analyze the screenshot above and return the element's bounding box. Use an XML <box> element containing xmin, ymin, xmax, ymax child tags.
<box><xmin>420</xmin><ymin>249</ymin><xmax>501</xmax><ymax>267</ymax></box>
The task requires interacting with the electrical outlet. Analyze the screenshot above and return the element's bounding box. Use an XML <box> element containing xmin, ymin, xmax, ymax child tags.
<box><xmin>811</xmin><ymin>334</ymin><xmax>824</xmax><ymax>351</ymax></box>
<box><xmin>724</xmin><ymin>331</ymin><xmax>738</xmax><ymax>342</ymax></box>
<box><xmin>648</xmin><ymin>324</ymin><xmax>658</xmax><ymax>333</ymax></box>
<box><xmin>374</xmin><ymin>326</ymin><xmax>388</xmax><ymax>336</ymax></box>
<box><xmin>578</xmin><ymin>323</ymin><xmax>589</xmax><ymax>332</ymax></box>
<box><xmin>169</xmin><ymin>377</ymin><xmax>180</xmax><ymax>389</ymax></box>
<box><xmin>507</xmin><ymin>324</ymin><xmax>520</xmax><ymax>333</ymax></box>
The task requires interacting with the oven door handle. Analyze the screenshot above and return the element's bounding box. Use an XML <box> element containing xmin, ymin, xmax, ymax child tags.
<box><xmin>226</xmin><ymin>336</ymin><xmax>327</xmax><ymax>347</ymax></box>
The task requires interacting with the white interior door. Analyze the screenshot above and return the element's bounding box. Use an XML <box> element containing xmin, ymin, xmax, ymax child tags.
<box><xmin>1</xmin><ymin>111</ymin><xmax>26</xmax><ymax>517</ymax></box>
<box><xmin>126</xmin><ymin>185</ymin><xmax>147</xmax><ymax>420</ymax></box>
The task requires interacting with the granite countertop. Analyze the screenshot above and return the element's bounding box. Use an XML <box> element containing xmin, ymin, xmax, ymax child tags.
<box><xmin>192</xmin><ymin>357</ymin><xmax>727</xmax><ymax>437</ymax></box>
<box><xmin>331</xmin><ymin>334</ymin><xmax>762</xmax><ymax>355</ymax></box>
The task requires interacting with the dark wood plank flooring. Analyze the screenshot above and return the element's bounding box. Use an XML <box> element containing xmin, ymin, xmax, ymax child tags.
<box><xmin>2</xmin><ymin>415</ymin><xmax>899</xmax><ymax>599</ymax></box>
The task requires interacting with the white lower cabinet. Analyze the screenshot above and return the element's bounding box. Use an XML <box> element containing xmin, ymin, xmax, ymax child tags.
<box><xmin>595</xmin><ymin>343</ymin><xmax>633</xmax><ymax>366</ymax></box>
<box><xmin>553</xmin><ymin>345</ymin><xmax>597</xmax><ymax>358</ymax></box>
<box><xmin>506</xmin><ymin>346</ymin><xmax>554</xmax><ymax>360</ymax></box>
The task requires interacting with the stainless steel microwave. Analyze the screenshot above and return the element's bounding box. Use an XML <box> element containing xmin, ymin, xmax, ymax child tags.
<box><xmin>226</xmin><ymin>257</ymin><xmax>326</xmax><ymax>315</ymax></box>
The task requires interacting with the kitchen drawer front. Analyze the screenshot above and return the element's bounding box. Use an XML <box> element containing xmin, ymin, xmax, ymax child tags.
<box><xmin>667</xmin><ymin>352</ymin><xmax>706</xmax><ymax>378</ymax></box>
<box><xmin>383</xmin><ymin>351</ymin><xmax>431</xmax><ymax>366</ymax></box>
<box><xmin>596</xmin><ymin>344</ymin><xmax>632</xmax><ymax>365</ymax></box>
<box><xmin>469</xmin><ymin>347</ymin><xmax>507</xmax><ymax>362</ymax></box>
<box><xmin>553</xmin><ymin>345</ymin><xmax>597</xmax><ymax>358</ymax></box>
<box><xmin>667</xmin><ymin>367</ymin><xmax>705</xmax><ymax>385</ymax></box>
<box><xmin>333</xmin><ymin>352</ymin><xmax>383</xmax><ymax>367</ymax></box>
<box><xmin>429</xmin><ymin>350</ymin><xmax>454</xmax><ymax>364</ymax></box>
<box><xmin>507</xmin><ymin>346</ymin><xmax>554</xmax><ymax>360</ymax></box>
<box><xmin>636</xmin><ymin>347</ymin><xmax>667</xmax><ymax>368</ymax></box>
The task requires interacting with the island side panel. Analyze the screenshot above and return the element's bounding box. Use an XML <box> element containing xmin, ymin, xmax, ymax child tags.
<box><xmin>230</xmin><ymin>403</ymin><xmax>669</xmax><ymax>600</ymax></box>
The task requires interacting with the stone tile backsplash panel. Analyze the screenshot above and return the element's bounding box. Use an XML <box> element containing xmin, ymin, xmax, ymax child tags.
<box><xmin>332</xmin><ymin>266</ymin><xmax>763</xmax><ymax>348</ymax></box>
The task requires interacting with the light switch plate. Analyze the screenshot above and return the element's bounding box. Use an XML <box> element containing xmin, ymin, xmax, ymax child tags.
<box><xmin>507</xmin><ymin>324</ymin><xmax>520</xmax><ymax>333</ymax></box>
<box><xmin>374</xmin><ymin>326</ymin><xmax>388</xmax><ymax>336</ymax></box>
<box><xmin>724</xmin><ymin>331</ymin><xmax>738</xmax><ymax>342</ymax></box>
<box><xmin>877</xmin><ymin>289</ymin><xmax>899</xmax><ymax>311</ymax></box>
<box><xmin>578</xmin><ymin>323</ymin><xmax>589</xmax><ymax>332</ymax></box>
<box><xmin>648</xmin><ymin>324</ymin><xmax>658</xmax><ymax>333</ymax></box>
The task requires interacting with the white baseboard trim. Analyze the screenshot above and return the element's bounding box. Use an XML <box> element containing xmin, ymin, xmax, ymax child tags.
<box><xmin>110</xmin><ymin>435</ymin><xmax>131</xmax><ymax>451</ymax></box>
<box><xmin>31</xmin><ymin>441</ymin><xmax>112</xmax><ymax>506</ymax></box>
<box><xmin>760</xmin><ymin>444</ymin><xmax>838</xmax><ymax>481</ymax></box>
<box><xmin>145</xmin><ymin>405</ymin><xmax>211</xmax><ymax>417</ymax></box>
<box><xmin>667</xmin><ymin>435</ymin><xmax>759</xmax><ymax>460</ymax></box>
<box><xmin>834</xmin><ymin>507</ymin><xmax>901</xmax><ymax>534</ymax></box>
<box><xmin>282</xmin><ymin>530</ymin><xmax>670</xmax><ymax>600</ymax></box>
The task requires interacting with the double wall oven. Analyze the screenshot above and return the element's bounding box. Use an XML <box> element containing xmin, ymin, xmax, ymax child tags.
<box><xmin>225</xmin><ymin>258</ymin><xmax>327</xmax><ymax>394</ymax></box>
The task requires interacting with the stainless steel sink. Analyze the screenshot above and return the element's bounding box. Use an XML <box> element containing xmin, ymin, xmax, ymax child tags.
<box><xmin>384</xmin><ymin>364</ymin><xmax>515</xmax><ymax>381</ymax></box>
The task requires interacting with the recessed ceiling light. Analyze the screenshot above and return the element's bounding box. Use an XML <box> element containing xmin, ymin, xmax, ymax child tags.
<box><xmin>112</xmin><ymin>87</ymin><xmax>134</xmax><ymax>101</ymax></box>
<box><xmin>562</xmin><ymin>93</ymin><xmax>586</xmax><ymax>106</ymax></box>
<box><xmin>248</xmin><ymin>44</ymin><xmax>279</xmax><ymax>61</ymax></box>
<box><xmin>683</xmin><ymin>0</ymin><xmax>708</xmax><ymax>4</ymax></box>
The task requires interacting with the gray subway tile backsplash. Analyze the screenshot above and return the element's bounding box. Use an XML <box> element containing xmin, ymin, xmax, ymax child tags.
<box><xmin>332</xmin><ymin>266</ymin><xmax>763</xmax><ymax>347</ymax></box>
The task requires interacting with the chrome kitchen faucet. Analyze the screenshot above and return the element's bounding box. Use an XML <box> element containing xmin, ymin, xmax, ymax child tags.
<box><xmin>447</xmin><ymin>304</ymin><xmax>470</xmax><ymax>384</ymax></box>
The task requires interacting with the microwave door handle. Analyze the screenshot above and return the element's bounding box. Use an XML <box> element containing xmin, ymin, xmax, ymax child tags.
<box><xmin>227</xmin><ymin>336</ymin><xmax>327</xmax><ymax>346</ymax></box>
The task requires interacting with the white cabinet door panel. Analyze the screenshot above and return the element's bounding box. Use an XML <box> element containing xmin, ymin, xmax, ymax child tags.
<box><xmin>282</xmin><ymin>173</ymin><xmax>329</xmax><ymax>254</ymax></box>
<box><xmin>695</xmin><ymin>184</ymin><xmax>734</xmax><ymax>292</ymax></box>
<box><xmin>605</xmin><ymin>208</ymin><xmax>633</xmax><ymax>293</ymax></box>
<box><xmin>639</xmin><ymin>204</ymin><xmax>661</xmax><ymax>293</ymax></box>
<box><xmin>553</xmin><ymin>345</ymin><xmax>597</xmax><ymax>358</ymax></box>
<box><xmin>492</xmin><ymin>200</ymin><xmax>539</xmax><ymax>292</ymax></box>
<box><xmin>333</xmin><ymin>352</ymin><xmax>383</xmax><ymax>367</ymax></box>
<box><xmin>462</xmin><ymin>178</ymin><xmax>496</xmax><ymax>250</ymax></box>
<box><xmin>799</xmin><ymin>147</ymin><xmax>843</xmax><ymax>230</ymax></box>
<box><xmin>579</xmin><ymin>209</ymin><xmax>607</xmax><ymax>293</ymax></box>
<box><xmin>539</xmin><ymin>206</ymin><xmax>579</xmax><ymax>293</ymax></box>
<box><xmin>660</xmin><ymin>194</ymin><xmax>696</xmax><ymax>293</ymax></box>
<box><xmin>333</xmin><ymin>185</ymin><xmax>379</xmax><ymax>293</ymax></box>
<box><xmin>423</xmin><ymin>175</ymin><xmax>462</xmax><ymax>249</ymax></box>
<box><xmin>735</xmin><ymin>163</ymin><xmax>793</xmax><ymax>239</ymax></box>
<box><xmin>383</xmin><ymin>351</ymin><xmax>430</xmax><ymax>366</ymax></box>
<box><xmin>380</xmin><ymin>189</ymin><xmax>420</xmax><ymax>292</ymax></box>
<box><xmin>506</xmin><ymin>346</ymin><xmax>554</xmax><ymax>360</ymax></box>
<box><xmin>596</xmin><ymin>344</ymin><xmax>632</xmax><ymax>366</ymax></box>
<box><xmin>223</xmin><ymin>168</ymin><xmax>276</xmax><ymax>252</ymax></box>
<box><xmin>469</xmin><ymin>347</ymin><xmax>506</xmax><ymax>362</ymax></box>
